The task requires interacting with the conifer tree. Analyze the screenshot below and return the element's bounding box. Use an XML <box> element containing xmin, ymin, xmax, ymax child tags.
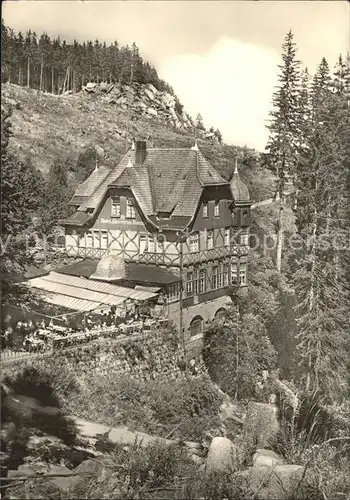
<box><xmin>1</xmin><ymin>105</ymin><xmax>45</xmax><ymax>302</ymax></box>
<box><xmin>39</xmin><ymin>157</ymin><xmax>74</xmax><ymax>234</ymax></box>
<box><xmin>195</xmin><ymin>113</ymin><xmax>205</xmax><ymax>130</ymax></box>
<box><xmin>265</xmin><ymin>30</ymin><xmax>301</xmax><ymax>196</ymax></box>
<box><xmin>265</xmin><ymin>31</ymin><xmax>301</xmax><ymax>272</ymax></box>
<box><xmin>215</xmin><ymin>129</ymin><xmax>223</xmax><ymax>144</ymax></box>
<box><xmin>2</xmin><ymin>20</ymin><xmax>177</xmax><ymax>96</ymax></box>
<box><xmin>293</xmin><ymin>57</ymin><xmax>350</xmax><ymax>400</ymax></box>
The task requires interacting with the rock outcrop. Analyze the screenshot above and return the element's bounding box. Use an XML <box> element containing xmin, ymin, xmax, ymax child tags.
<box><xmin>81</xmin><ymin>81</ymin><xmax>194</xmax><ymax>132</ymax></box>
<box><xmin>243</xmin><ymin>402</ymin><xmax>280</xmax><ymax>448</ymax></box>
<box><xmin>247</xmin><ymin>464</ymin><xmax>305</xmax><ymax>500</ymax></box>
<box><xmin>205</xmin><ymin>436</ymin><xmax>238</xmax><ymax>473</ymax></box>
<box><xmin>253</xmin><ymin>448</ymin><xmax>285</xmax><ymax>468</ymax></box>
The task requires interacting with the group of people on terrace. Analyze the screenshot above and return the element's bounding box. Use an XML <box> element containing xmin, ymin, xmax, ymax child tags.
<box><xmin>1</xmin><ymin>305</ymin><xmax>166</xmax><ymax>353</ymax></box>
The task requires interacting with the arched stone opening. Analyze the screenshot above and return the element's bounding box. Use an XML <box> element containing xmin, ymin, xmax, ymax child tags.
<box><xmin>189</xmin><ymin>315</ymin><xmax>204</xmax><ymax>337</ymax></box>
<box><xmin>214</xmin><ymin>307</ymin><xmax>227</xmax><ymax>319</ymax></box>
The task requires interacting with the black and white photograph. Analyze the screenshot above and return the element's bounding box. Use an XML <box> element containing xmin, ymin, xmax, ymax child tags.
<box><xmin>1</xmin><ymin>1</ymin><xmax>349</xmax><ymax>498</ymax></box>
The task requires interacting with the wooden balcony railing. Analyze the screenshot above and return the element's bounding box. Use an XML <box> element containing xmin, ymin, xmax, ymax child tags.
<box><xmin>62</xmin><ymin>243</ymin><xmax>249</xmax><ymax>265</ymax></box>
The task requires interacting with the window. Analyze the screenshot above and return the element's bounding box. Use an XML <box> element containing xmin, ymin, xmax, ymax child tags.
<box><xmin>193</xmin><ymin>269</ymin><xmax>199</xmax><ymax>295</ymax></box>
<box><xmin>207</xmin><ymin>230</ymin><xmax>214</xmax><ymax>249</ymax></box>
<box><xmin>190</xmin><ymin>317</ymin><xmax>203</xmax><ymax>337</ymax></box>
<box><xmin>239</xmin><ymin>263</ymin><xmax>247</xmax><ymax>285</ymax></box>
<box><xmin>203</xmin><ymin>203</ymin><xmax>208</xmax><ymax>218</ymax></box>
<box><xmin>101</xmin><ymin>230</ymin><xmax>108</xmax><ymax>249</ymax></box>
<box><xmin>212</xmin><ymin>266</ymin><xmax>218</xmax><ymax>290</ymax></box>
<box><xmin>224</xmin><ymin>228</ymin><xmax>230</xmax><ymax>246</ymax></box>
<box><xmin>240</xmin><ymin>233</ymin><xmax>249</xmax><ymax>246</ymax></box>
<box><xmin>126</xmin><ymin>198</ymin><xmax>135</xmax><ymax>219</ymax></box>
<box><xmin>217</xmin><ymin>264</ymin><xmax>223</xmax><ymax>289</ymax></box>
<box><xmin>186</xmin><ymin>271</ymin><xmax>193</xmax><ymax>296</ymax></box>
<box><xmin>111</xmin><ymin>197</ymin><xmax>121</xmax><ymax>218</ymax></box>
<box><xmin>214</xmin><ymin>201</ymin><xmax>220</xmax><ymax>217</ymax></box>
<box><xmin>93</xmin><ymin>230</ymin><xmax>100</xmax><ymax>248</ymax></box>
<box><xmin>139</xmin><ymin>235</ymin><xmax>147</xmax><ymax>254</ymax></box>
<box><xmin>73</xmin><ymin>230</ymin><xmax>80</xmax><ymax>248</ymax></box>
<box><xmin>190</xmin><ymin>233</ymin><xmax>199</xmax><ymax>253</ymax></box>
<box><xmin>223</xmin><ymin>264</ymin><xmax>229</xmax><ymax>286</ymax></box>
<box><xmin>155</xmin><ymin>237</ymin><xmax>164</xmax><ymax>254</ymax></box>
<box><xmin>86</xmin><ymin>230</ymin><xmax>93</xmax><ymax>248</ymax></box>
<box><xmin>147</xmin><ymin>235</ymin><xmax>154</xmax><ymax>253</ymax></box>
<box><xmin>168</xmin><ymin>284</ymin><xmax>179</xmax><ymax>302</ymax></box>
<box><xmin>199</xmin><ymin>270</ymin><xmax>206</xmax><ymax>293</ymax></box>
<box><xmin>231</xmin><ymin>262</ymin><xmax>238</xmax><ymax>285</ymax></box>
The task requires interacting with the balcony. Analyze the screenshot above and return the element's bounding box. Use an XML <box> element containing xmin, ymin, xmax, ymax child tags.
<box><xmin>139</xmin><ymin>251</ymin><xmax>180</xmax><ymax>267</ymax></box>
<box><xmin>63</xmin><ymin>243</ymin><xmax>248</xmax><ymax>266</ymax></box>
<box><xmin>183</xmin><ymin>244</ymin><xmax>247</xmax><ymax>265</ymax></box>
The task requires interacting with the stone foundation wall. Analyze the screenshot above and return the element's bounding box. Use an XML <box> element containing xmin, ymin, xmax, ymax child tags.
<box><xmin>1</xmin><ymin>329</ymin><xmax>206</xmax><ymax>383</ymax></box>
<box><xmin>168</xmin><ymin>295</ymin><xmax>232</xmax><ymax>340</ymax></box>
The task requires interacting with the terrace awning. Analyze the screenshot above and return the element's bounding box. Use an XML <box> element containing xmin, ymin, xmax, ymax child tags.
<box><xmin>27</xmin><ymin>271</ymin><xmax>159</xmax><ymax>313</ymax></box>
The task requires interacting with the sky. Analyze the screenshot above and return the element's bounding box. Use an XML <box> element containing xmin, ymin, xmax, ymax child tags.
<box><xmin>3</xmin><ymin>1</ymin><xmax>349</xmax><ymax>151</ymax></box>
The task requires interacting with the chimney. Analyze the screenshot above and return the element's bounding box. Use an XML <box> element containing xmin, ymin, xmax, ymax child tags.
<box><xmin>135</xmin><ymin>140</ymin><xmax>147</xmax><ymax>165</ymax></box>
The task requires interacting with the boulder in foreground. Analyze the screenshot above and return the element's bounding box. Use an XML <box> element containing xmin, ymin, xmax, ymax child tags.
<box><xmin>206</xmin><ymin>436</ymin><xmax>238</xmax><ymax>473</ymax></box>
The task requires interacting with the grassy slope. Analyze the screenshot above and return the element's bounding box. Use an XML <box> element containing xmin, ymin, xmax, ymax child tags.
<box><xmin>2</xmin><ymin>83</ymin><xmax>274</xmax><ymax>203</ymax></box>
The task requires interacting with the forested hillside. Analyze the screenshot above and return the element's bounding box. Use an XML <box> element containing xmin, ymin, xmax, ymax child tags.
<box><xmin>1</xmin><ymin>19</ymin><xmax>176</xmax><ymax>97</ymax></box>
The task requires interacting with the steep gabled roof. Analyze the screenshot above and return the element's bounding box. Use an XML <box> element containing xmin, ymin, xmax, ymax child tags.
<box><xmin>110</xmin><ymin>163</ymin><xmax>153</xmax><ymax>215</ymax></box>
<box><xmin>229</xmin><ymin>164</ymin><xmax>250</xmax><ymax>204</ymax></box>
<box><xmin>61</xmin><ymin>211</ymin><xmax>92</xmax><ymax>226</ymax></box>
<box><xmin>78</xmin><ymin>153</ymin><xmax>134</xmax><ymax>212</ymax></box>
<box><xmin>63</xmin><ymin>145</ymin><xmax>229</xmax><ymax>230</ymax></box>
<box><xmin>74</xmin><ymin>166</ymin><xmax>111</xmax><ymax>198</ymax></box>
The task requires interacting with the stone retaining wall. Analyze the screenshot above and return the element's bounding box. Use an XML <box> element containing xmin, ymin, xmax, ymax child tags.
<box><xmin>1</xmin><ymin>328</ymin><xmax>206</xmax><ymax>383</ymax></box>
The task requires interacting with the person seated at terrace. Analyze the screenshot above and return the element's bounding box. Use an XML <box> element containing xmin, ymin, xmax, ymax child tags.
<box><xmin>23</xmin><ymin>334</ymin><xmax>31</xmax><ymax>350</ymax></box>
<box><xmin>4</xmin><ymin>327</ymin><xmax>13</xmax><ymax>348</ymax></box>
<box><xmin>28</xmin><ymin>320</ymin><xmax>36</xmax><ymax>335</ymax></box>
<box><xmin>68</xmin><ymin>317</ymin><xmax>78</xmax><ymax>331</ymax></box>
<box><xmin>1</xmin><ymin>330</ymin><xmax>7</xmax><ymax>349</ymax></box>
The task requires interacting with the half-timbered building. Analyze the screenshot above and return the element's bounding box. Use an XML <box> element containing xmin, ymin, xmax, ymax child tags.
<box><xmin>60</xmin><ymin>140</ymin><xmax>251</xmax><ymax>340</ymax></box>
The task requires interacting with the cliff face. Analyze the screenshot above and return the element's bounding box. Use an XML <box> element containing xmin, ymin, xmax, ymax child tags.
<box><xmin>81</xmin><ymin>81</ymin><xmax>194</xmax><ymax>131</ymax></box>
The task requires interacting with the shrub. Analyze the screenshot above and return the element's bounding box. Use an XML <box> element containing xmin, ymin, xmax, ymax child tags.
<box><xmin>3</xmin><ymin>363</ymin><xmax>79</xmax><ymax>409</ymax></box>
<box><xmin>182</xmin><ymin>470</ymin><xmax>251</xmax><ymax>500</ymax></box>
<box><xmin>68</xmin><ymin>440</ymin><xmax>196</xmax><ymax>499</ymax></box>
<box><xmin>297</xmin><ymin>443</ymin><xmax>350</xmax><ymax>500</ymax></box>
<box><xmin>274</xmin><ymin>391</ymin><xmax>350</xmax><ymax>463</ymax></box>
<box><xmin>272</xmin><ymin>391</ymin><xmax>350</xmax><ymax>500</ymax></box>
<box><xmin>203</xmin><ymin>308</ymin><xmax>277</xmax><ymax>400</ymax></box>
<box><xmin>2</xmin><ymin>365</ymin><xmax>78</xmax><ymax>445</ymax></box>
<box><xmin>73</xmin><ymin>373</ymin><xmax>223</xmax><ymax>441</ymax></box>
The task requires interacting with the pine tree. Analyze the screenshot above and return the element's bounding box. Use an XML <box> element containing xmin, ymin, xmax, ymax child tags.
<box><xmin>265</xmin><ymin>31</ymin><xmax>302</xmax><ymax>272</ymax></box>
<box><xmin>266</xmin><ymin>30</ymin><xmax>301</xmax><ymax>193</ymax></box>
<box><xmin>39</xmin><ymin>157</ymin><xmax>74</xmax><ymax>234</ymax></box>
<box><xmin>14</xmin><ymin>31</ymin><xmax>25</xmax><ymax>85</ymax></box>
<box><xmin>1</xmin><ymin>105</ymin><xmax>45</xmax><ymax>302</ymax></box>
<box><xmin>24</xmin><ymin>30</ymin><xmax>33</xmax><ymax>87</ymax></box>
<box><xmin>215</xmin><ymin>129</ymin><xmax>223</xmax><ymax>144</ymax></box>
<box><xmin>293</xmin><ymin>57</ymin><xmax>350</xmax><ymax>400</ymax></box>
<box><xmin>2</xmin><ymin>20</ymin><xmax>178</xmax><ymax>96</ymax></box>
<box><xmin>1</xmin><ymin>19</ymin><xmax>11</xmax><ymax>82</ymax></box>
<box><xmin>293</xmin><ymin>68</ymin><xmax>312</xmax><ymax>214</ymax></box>
<box><xmin>195</xmin><ymin>113</ymin><xmax>205</xmax><ymax>130</ymax></box>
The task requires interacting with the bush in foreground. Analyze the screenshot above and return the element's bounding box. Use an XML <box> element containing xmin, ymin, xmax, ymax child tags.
<box><xmin>72</xmin><ymin>373</ymin><xmax>224</xmax><ymax>441</ymax></box>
